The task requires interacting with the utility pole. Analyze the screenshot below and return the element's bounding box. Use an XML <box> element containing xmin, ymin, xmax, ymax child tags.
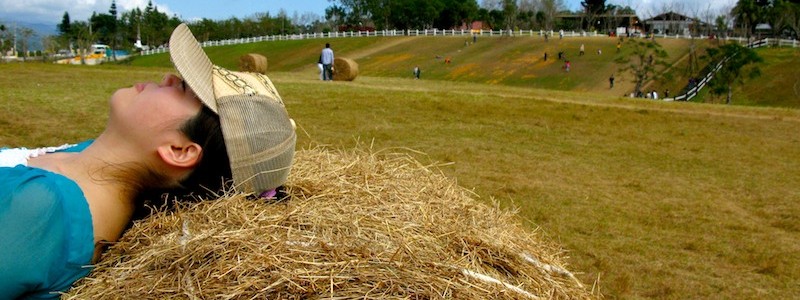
<box><xmin>13</xmin><ymin>22</ymin><xmax>17</xmax><ymax>57</ymax></box>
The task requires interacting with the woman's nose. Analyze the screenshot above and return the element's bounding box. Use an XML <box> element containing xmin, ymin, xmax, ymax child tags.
<box><xmin>161</xmin><ymin>74</ymin><xmax>181</xmax><ymax>87</ymax></box>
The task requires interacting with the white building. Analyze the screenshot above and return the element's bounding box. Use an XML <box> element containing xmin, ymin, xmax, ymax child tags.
<box><xmin>643</xmin><ymin>12</ymin><xmax>705</xmax><ymax>36</ymax></box>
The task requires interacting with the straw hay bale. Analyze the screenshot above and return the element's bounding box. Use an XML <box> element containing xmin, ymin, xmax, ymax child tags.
<box><xmin>65</xmin><ymin>148</ymin><xmax>593</xmax><ymax>299</ymax></box>
<box><xmin>238</xmin><ymin>53</ymin><xmax>268</xmax><ymax>74</ymax></box>
<box><xmin>333</xmin><ymin>57</ymin><xmax>358</xmax><ymax>81</ymax></box>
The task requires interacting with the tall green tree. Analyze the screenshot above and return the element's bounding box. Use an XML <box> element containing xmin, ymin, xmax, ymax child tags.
<box><xmin>705</xmin><ymin>43</ymin><xmax>762</xmax><ymax>104</ymax></box>
<box><xmin>433</xmin><ymin>0</ymin><xmax>478</xmax><ymax>29</ymax></box>
<box><xmin>615</xmin><ymin>39</ymin><xmax>669</xmax><ymax>96</ymax></box>
<box><xmin>325</xmin><ymin>4</ymin><xmax>347</xmax><ymax>31</ymax></box>
<box><xmin>501</xmin><ymin>0</ymin><xmax>518</xmax><ymax>31</ymax></box>
<box><xmin>733</xmin><ymin>0</ymin><xmax>764</xmax><ymax>37</ymax></box>
<box><xmin>0</xmin><ymin>23</ymin><xmax>11</xmax><ymax>58</ymax></box>
<box><xmin>58</xmin><ymin>12</ymin><xmax>71</xmax><ymax>36</ymax></box>
<box><xmin>581</xmin><ymin>0</ymin><xmax>606</xmax><ymax>30</ymax></box>
<box><xmin>90</xmin><ymin>12</ymin><xmax>118</xmax><ymax>45</ymax></box>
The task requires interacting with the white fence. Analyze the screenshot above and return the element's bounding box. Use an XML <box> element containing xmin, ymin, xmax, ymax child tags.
<box><xmin>142</xmin><ymin>28</ymin><xmax>798</xmax><ymax>55</ymax></box>
<box><xmin>140</xmin><ymin>29</ymin><xmax>613</xmax><ymax>55</ymax></box>
<box><xmin>663</xmin><ymin>39</ymin><xmax>772</xmax><ymax>102</ymax></box>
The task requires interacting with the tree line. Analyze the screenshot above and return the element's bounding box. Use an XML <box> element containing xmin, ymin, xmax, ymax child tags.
<box><xmin>1</xmin><ymin>0</ymin><xmax>798</xmax><ymax>61</ymax></box>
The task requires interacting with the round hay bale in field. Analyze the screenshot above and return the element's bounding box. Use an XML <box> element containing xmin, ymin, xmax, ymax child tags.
<box><xmin>65</xmin><ymin>148</ymin><xmax>593</xmax><ymax>299</ymax></box>
<box><xmin>238</xmin><ymin>53</ymin><xmax>268</xmax><ymax>74</ymax></box>
<box><xmin>333</xmin><ymin>57</ymin><xmax>358</xmax><ymax>81</ymax></box>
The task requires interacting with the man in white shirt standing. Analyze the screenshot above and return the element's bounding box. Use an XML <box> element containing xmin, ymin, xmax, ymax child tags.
<box><xmin>321</xmin><ymin>43</ymin><xmax>334</xmax><ymax>81</ymax></box>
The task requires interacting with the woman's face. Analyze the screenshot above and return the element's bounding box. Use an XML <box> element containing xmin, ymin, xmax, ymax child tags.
<box><xmin>108</xmin><ymin>74</ymin><xmax>203</xmax><ymax>148</ymax></box>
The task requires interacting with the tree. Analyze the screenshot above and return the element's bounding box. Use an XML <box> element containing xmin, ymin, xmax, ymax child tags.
<box><xmin>0</xmin><ymin>23</ymin><xmax>10</xmax><ymax>59</ymax></box>
<box><xmin>733</xmin><ymin>0</ymin><xmax>761</xmax><ymax>37</ymax></box>
<box><xmin>766</xmin><ymin>0</ymin><xmax>794</xmax><ymax>37</ymax></box>
<box><xmin>325</xmin><ymin>4</ymin><xmax>347</xmax><ymax>31</ymax></box>
<box><xmin>540</xmin><ymin>0</ymin><xmax>565</xmax><ymax>30</ymax></box>
<box><xmin>109</xmin><ymin>0</ymin><xmax>118</xmax><ymax>18</ymax></box>
<box><xmin>58</xmin><ymin>12</ymin><xmax>72</xmax><ymax>36</ymax></box>
<box><xmin>581</xmin><ymin>0</ymin><xmax>606</xmax><ymax>30</ymax></box>
<box><xmin>502</xmin><ymin>0</ymin><xmax>518</xmax><ymax>31</ymax></box>
<box><xmin>615</xmin><ymin>39</ymin><xmax>669</xmax><ymax>96</ymax></box>
<box><xmin>71</xmin><ymin>21</ymin><xmax>98</xmax><ymax>64</ymax></box>
<box><xmin>705</xmin><ymin>43</ymin><xmax>762</xmax><ymax>104</ymax></box>
<box><xmin>787</xmin><ymin>2</ymin><xmax>800</xmax><ymax>38</ymax></box>
<box><xmin>41</xmin><ymin>35</ymin><xmax>61</xmax><ymax>62</ymax></box>
<box><xmin>433</xmin><ymin>0</ymin><xmax>478</xmax><ymax>30</ymax></box>
<box><xmin>18</xmin><ymin>27</ymin><xmax>35</xmax><ymax>61</ymax></box>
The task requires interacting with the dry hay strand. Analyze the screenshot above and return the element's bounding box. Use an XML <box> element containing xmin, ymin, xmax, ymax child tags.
<box><xmin>238</xmin><ymin>53</ymin><xmax>268</xmax><ymax>74</ymax></box>
<box><xmin>333</xmin><ymin>57</ymin><xmax>358</xmax><ymax>81</ymax></box>
<box><xmin>65</xmin><ymin>148</ymin><xmax>594</xmax><ymax>299</ymax></box>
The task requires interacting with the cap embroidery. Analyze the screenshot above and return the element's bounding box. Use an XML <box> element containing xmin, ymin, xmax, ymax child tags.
<box><xmin>255</xmin><ymin>74</ymin><xmax>284</xmax><ymax>105</ymax></box>
<box><xmin>214</xmin><ymin>66</ymin><xmax>256</xmax><ymax>96</ymax></box>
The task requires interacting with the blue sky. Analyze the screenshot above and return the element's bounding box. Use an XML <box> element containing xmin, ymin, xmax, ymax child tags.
<box><xmin>1</xmin><ymin>0</ymin><xmax>736</xmax><ymax>26</ymax></box>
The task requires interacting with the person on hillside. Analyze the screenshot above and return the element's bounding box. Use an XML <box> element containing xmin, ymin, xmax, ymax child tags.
<box><xmin>320</xmin><ymin>43</ymin><xmax>335</xmax><ymax>81</ymax></box>
<box><xmin>544</xmin><ymin>52</ymin><xmax>548</xmax><ymax>62</ymax></box>
<box><xmin>652</xmin><ymin>90</ymin><xmax>659</xmax><ymax>100</ymax></box>
<box><xmin>0</xmin><ymin>23</ymin><xmax>296</xmax><ymax>298</ymax></box>
<box><xmin>609</xmin><ymin>74</ymin><xmax>615</xmax><ymax>88</ymax></box>
<box><xmin>664</xmin><ymin>89</ymin><xmax>670</xmax><ymax>98</ymax></box>
<box><xmin>413</xmin><ymin>66</ymin><xmax>421</xmax><ymax>79</ymax></box>
<box><xmin>579</xmin><ymin>44</ymin><xmax>585</xmax><ymax>56</ymax></box>
<box><xmin>565</xmin><ymin>60</ymin><xmax>571</xmax><ymax>72</ymax></box>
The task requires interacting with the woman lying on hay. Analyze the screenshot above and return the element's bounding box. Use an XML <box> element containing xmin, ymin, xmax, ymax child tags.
<box><xmin>2</xmin><ymin>24</ymin><xmax>592</xmax><ymax>299</ymax></box>
<box><xmin>0</xmin><ymin>23</ymin><xmax>296</xmax><ymax>298</ymax></box>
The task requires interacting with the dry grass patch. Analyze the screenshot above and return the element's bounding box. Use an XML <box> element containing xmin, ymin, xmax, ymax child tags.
<box><xmin>65</xmin><ymin>148</ymin><xmax>593</xmax><ymax>299</ymax></box>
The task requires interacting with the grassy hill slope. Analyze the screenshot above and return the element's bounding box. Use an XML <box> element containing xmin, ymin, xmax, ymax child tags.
<box><xmin>129</xmin><ymin>35</ymin><xmax>712</xmax><ymax>99</ymax></box>
<box><xmin>128</xmin><ymin>35</ymin><xmax>799</xmax><ymax>108</ymax></box>
<box><xmin>735</xmin><ymin>47</ymin><xmax>800</xmax><ymax>108</ymax></box>
<box><xmin>3</xmin><ymin>63</ymin><xmax>799</xmax><ymax>299</ymax></box>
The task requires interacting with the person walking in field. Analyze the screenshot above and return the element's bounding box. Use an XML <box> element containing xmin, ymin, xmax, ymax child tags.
<box><xmin>579</xmin><ymin>44</ymin><xmax>585</xmax><ymax>56</ymax></box>
<box><xmin>320</xmin><ymin>43</ymin><xmax>334</xmax><ymax>81</ymax></box>
<box><xmin>413</xmin><ymin>66</ymin><xmax>421</xmax><ymax>79</ymax></box>
<box><xmin>609</xmin><ymin>74</ymin><xmax>615</xmax><ymax>88</ymax></box>
<box><xmin>565</xmin><ymin>60</ymin><xmax>571</xmax><ymax>72</ymax></box>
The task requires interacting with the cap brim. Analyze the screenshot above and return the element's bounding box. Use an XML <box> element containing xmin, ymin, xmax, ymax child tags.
<box><xmin>169</xmin><ymin>23</ymin><xmax>218</xmax><ymax>113</ymax></box>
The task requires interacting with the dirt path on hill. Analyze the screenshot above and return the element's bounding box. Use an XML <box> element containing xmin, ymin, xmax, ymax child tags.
<box><xmin>346</xmin><ymin>37</ymin><xmax>417</xmax><ymax>60</ymax></box>
<box><xmin>640</xmin><ymin>49</ymin><xmax>693</xmax><ymax>92</ymax></box>
<box><xmin>297</xmin><ymin>37</ymin><xmax>416</xmax><ymax>73</ymax></box>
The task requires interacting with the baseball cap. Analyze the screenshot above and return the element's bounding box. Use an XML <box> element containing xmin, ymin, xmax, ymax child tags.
<box><xmin>168</xmin><ymin>23</ymin><xmax>296</xmax><ymax>195</ymax></box>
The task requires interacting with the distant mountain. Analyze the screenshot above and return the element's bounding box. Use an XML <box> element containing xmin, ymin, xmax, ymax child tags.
<box><xmin>1</xmin><ymin>21</ymin><xmax>59</xmax><ymax>52</ymax></box>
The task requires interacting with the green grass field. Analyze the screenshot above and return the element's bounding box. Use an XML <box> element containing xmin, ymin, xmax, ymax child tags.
<box><xmin>2</xmin><ymin>37</ymin><xmax>799</xmax><ymax>299</ymax></box>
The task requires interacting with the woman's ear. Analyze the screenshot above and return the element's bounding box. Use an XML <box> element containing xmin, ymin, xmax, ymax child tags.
<box><xmin>157</xmin><ymin>142</ymin><xmax>202</xmax><ymax>168</ymax></box>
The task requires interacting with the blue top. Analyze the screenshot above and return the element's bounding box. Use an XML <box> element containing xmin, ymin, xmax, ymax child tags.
<box><xmin>0</xmin><ymin>141</ymin><xmax>94</xmax><ymax>299</ymax></box>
